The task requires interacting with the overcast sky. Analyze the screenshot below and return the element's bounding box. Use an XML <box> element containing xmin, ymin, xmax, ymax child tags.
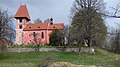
<box><xmin>0</xmin><ymin>0</ymin><xmax>74</xmax><ymax>25</ymax></box>
<box><xmin>0</xmin><ymin>0</ymin><xmax>120</xmax><ymax>29</ymax></box>
<box><xmin>104</xmin><ymin>0</ymin><xmax>120</xmax><ymax>29</ymax></box>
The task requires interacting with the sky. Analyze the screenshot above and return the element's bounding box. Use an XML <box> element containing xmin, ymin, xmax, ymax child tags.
<box><xmin>104</xmin><ymin>0</ymin><xmax>120</xmax><ymax>30</ymax></box>
<box><xmin>0</xmin><ymin>0</ymin><xmax>74</xmax><ymax>25</ymax></box>
<box><xmin>0</xmin><ymin>0</ymin><xmax>120</xmax><ymax>29</ymax></box>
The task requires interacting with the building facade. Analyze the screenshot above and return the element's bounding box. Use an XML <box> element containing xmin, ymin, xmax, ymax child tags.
<box><xmin>14</xmin><ymin>4</ymin><xmax>64</xmax><ymax>45</ymax></box>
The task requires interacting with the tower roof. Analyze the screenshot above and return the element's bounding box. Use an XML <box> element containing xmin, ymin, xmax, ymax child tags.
<box><xmin>15</xmin><ymin>4</ymin><xmax>30</xmax><ymax>21</ymax></box>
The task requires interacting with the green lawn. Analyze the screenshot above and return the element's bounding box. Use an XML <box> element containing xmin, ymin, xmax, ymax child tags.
<box><xmin>0</xmin><ymin>49</ymin><xmax>120</xmax><ymax>67</ymax></box>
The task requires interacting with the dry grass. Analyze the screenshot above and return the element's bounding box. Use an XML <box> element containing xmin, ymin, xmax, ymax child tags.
<box><xmin>0</xmin><ymin>63</ymin><xmax>35</xmax><ymax>67</ymax></box>
<box><xmin>49</xmin><ymin>62</ymin><xmax>99</xmax><ymax>67</ymax></box>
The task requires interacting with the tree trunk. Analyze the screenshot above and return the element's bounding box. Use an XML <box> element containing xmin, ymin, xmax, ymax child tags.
<box><xmin>88</xmin><ymin>36</ymin><xmax>92</xmax><ymax>47</ymax></box>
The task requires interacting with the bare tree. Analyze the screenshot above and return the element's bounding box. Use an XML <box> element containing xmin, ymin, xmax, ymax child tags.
<box><xmin>63</xmin><ymin>25</ymin><xmax>69</xmax><ymax>47</ymax></box>
<box><xmin>0</xmin><ymin>8</ymin><xmax>15</xmax><ymax>53</ymax></box>
<box><xmin>104</xmin><ymin>2</ymin><xmax>120</xmax><ymax>18</ymax></box>
<box><xmin>44</xmin><ymin>18</ymin><xmax>50</xmax><ymax>22</ymax></box>
<box><xmin>34</xmin><ymin>18</ymin><xmax>42</xmax><ymax>23</ymax></box>
<box><xmin>0</xmin><ymin>8</ymin><xmax>15</xmax><ymax>44</ymax></box>
<box><xmin>109</xmin><ymin>23</ymin><xmax>120</xmax><ymax>53</ymax></box>
<box><xmin>111</xmin><ymin>29</ymin><xmax>120</xmax><ymax>53</ymax></box>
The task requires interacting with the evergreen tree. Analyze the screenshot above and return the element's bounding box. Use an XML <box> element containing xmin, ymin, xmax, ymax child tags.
<box><xmin>50</xmin><ymin>29</ymin><xmax>63</xmax><ymax>46</ymax></box>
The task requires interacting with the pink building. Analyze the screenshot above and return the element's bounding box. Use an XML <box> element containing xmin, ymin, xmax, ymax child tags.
<box><xmin>14</xmin><ymin>4</ymin><xmax>64</xmax><ymax>45</ymax></box>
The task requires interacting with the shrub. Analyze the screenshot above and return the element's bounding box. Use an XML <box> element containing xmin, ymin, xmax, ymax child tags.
<box><xmin>0</xmin><ymin>45</ymin><xmax>7</xmax><ymax>53</ymax></box>
<box><xmin>50</xmin><ymin>29</ymin><xmax>64</xmax><ymax>46</ymax></box>
<box><xmin>111</xmin><ymin>31</ymin><xmax>120</xmax><ymax>54</ymax></box>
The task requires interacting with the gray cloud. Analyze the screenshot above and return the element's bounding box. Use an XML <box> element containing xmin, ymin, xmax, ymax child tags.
<box><xmin>0</xmin><ymin>0</ymin><xmax>74</xmax><ymax>25</ymax></box>
<box><xmin>0</xmin><ymin>0</ymin><xmax>119</xmax><ymax>27</ymax></box>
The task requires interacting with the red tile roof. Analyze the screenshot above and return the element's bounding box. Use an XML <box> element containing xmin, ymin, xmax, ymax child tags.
<box><xmin>49</xmin><ymin>23</ymin><xmax>64</xmax><ymax>29</ymax></box>
<box><xmin>23</xmin><ymin>22</ymin><xmax>64</xmax><ymax>31</ymax></box>
<box><xmin>15</xmin><ymin>4</ymin><xmax>30</xmax><ymax>21</ymax></box>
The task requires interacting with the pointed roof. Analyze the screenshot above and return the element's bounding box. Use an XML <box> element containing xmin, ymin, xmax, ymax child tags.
<box><xmin>15</xmin><ymin>4</ymin><xmax>30</xmax><ymax>21</ymax></box>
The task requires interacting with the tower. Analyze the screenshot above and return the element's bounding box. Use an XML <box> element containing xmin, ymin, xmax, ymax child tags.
<box><xmin>14</xmin><ymin>4</ymin><xmax>30</xmax><ymax>45</ymax></box>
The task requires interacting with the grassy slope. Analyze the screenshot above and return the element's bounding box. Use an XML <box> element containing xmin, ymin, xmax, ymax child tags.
<box><xmin>0</xmin><ymin>49</ymin><xmax>120</xmax><ymax>67</ymax></box>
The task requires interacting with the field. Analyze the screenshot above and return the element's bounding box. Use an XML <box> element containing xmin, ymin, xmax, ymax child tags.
<box><xmin>0</xmin><ymin>49</ymin><xmax>120</xmax><ymax>67</ymax></box>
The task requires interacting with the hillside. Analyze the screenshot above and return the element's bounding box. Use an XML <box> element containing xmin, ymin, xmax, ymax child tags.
<box><xmin>0</xmin><ymin>49</ymin><xmax>120</xmax><ymax>67</ymax></box>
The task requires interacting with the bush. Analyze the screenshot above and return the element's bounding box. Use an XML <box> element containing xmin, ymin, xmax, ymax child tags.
<box><xmin>111</xmin><ymin>31</ymin><xmax>120</xmax><ymax>54</ymax></box>
<box><xmin>50</xmin><ymin>29</ymin><xmax>64</xmax><ymax>46</ymax></box>
<box><xmin>0</xmin><ymin>45</ymin><xmax>7</xmax><ymax>53</ymax></box>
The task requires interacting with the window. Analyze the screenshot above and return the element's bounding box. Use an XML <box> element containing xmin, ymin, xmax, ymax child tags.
<box><xmin>42</xmin><ymin>32</ymin><xmax>44</xmax><ymax>39</ymax></box>
<box><xmin>20</xmin><ymin>19</ymin><xmax>22</xmax><ymax>22</ymax></box>
<box><xmin>19</xmin><ymin>25</ymin><xmax>22</xmax><ymax>29</ymax></box>
<box><xmin>33</xmin><ymin>32</ymin><xmax>36</xmax><ymax>37</ymax></box>
<box><xmin>33</xmin><ymin>32</ymin><xmax>36</xmax><ymax>34</ymax></box>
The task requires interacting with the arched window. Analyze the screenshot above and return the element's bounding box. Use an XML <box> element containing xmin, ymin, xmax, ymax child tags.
<box><xmin>19</xmin><ymin>25</ymin><xmax>22</xmax><ymax>29</ymax></box>
<box><xmin>33</xmin><ymin>32</ymin><xmax>36</xmax><ymax>37</ymax></box>
<box><xmin>42</xmin><ymin>32</ymin><xmax>44</xmax><ymax>39</ymax></box>
<box><xmin>19</xmin><ymin>19</ymin><xmax>22</xmax><ymax>22</ymax></box>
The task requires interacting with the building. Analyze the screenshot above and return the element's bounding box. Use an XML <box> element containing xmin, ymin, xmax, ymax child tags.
<box><xmin>14</xmin><ymin>4</ymin><xmax>64</xmax><ymax>45</ymax></box>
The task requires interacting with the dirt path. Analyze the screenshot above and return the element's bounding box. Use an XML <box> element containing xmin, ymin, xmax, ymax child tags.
<box><xmin>49</xmin><ymin>62</ymin><xmax>100</xmax><ymax>67</ymax></box>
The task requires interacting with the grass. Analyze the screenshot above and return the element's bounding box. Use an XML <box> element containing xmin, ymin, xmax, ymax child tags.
<box><xmin>0</xmin><ymin>49</ymin><xmax>120</xmax><ymax>67</ymax></box>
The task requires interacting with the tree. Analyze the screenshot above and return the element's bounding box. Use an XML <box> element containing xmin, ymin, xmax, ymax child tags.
<box><xmin>44</xmin><ymin>18</ymin><xmax>50</xmax><ymax>22</ymax></box>
<box><xmin>111</xmin><ymin>29</ymin><xmax>120</xmax><ymax>53</ymax></box>
<box><xmin>110</xmin><ymin>24</ymin><xmax>120</xmax><ymax>53</ymax></box>
<box><xmin>0</xmin><ymin>8</ymin><xmax>15</xmax><ymax>44</ymax></box>
<box><xmin>0</xmin><ymin>8</ymin><xmax>14</xmax><ymax>53</ymax></box>
<box><xmin>44</xmin><ymin>18</ymin><xmax>53</xmax><ymax>24</ymax></box>
<box><xmin>34</xmin><ymin>18</ymin><xmax>42</xmax><ymax>23</ymax></box>
<box><xmin>70</xmin><ymin>0</ymin><xmax>107</xmax><ymax>47</ymax></box>
<box><xmin>63</xmin><ymin>25</ymin><xmax>69</xmax><ymax>47</ymax></box>
<box><xmin>50</xmin><ymin>29</ymin><xmax>64</xmax><ymax>46</ymax></box>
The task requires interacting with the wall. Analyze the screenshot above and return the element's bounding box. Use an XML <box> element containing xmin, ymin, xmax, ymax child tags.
<box><xmin>23</xmin><ymin>30</ymin><xmax>52</xmax><ymax>44</ymax></box>
<box><xmin>6</xmin><ymin>47</ymin><xmax>95</xmax><ymax>54</ymax></box>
